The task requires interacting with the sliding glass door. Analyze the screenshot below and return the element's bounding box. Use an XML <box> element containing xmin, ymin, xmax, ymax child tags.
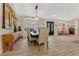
<box><xmin>47</xmin><ymin>21</ymin><xmax>54</xmax><ymax>35</ymax></box>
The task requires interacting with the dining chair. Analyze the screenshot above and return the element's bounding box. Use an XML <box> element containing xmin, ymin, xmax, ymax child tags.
<box><xmin>37</xmin><ymin>27</ymin><xmax>49</xmax><ymax>51</ymax></box>
<box><xmin>27</xmin><ymin>28</ymin><xmax>32</xmax><ymax>45</ymax></box>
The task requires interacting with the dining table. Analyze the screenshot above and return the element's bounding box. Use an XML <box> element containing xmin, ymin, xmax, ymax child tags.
<box><xmin>29</xmin><ymin>31</ymin><xmax>39</xmax><ymax>45</ymax></box>
<box><xmin>30</xmin><ymin>31</ymin><xmax>39</xmax><ymax>38</ymax></box>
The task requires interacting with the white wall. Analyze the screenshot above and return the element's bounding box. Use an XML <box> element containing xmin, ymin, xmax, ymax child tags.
<box><xmin>16</xmin><ymin>16</ymin><xmax>78</xmax><ymax>36</ymax></box>
<box><xmin>46</xmin><ymin>18</ymin><xmax>77</xmax><ymax>35</ymax></box>
<box><xmin>76</xmin><ymin>19</ymin><xmax>79</xmax><ymax>35</ymax></box>
<box><xmin>0</xmin><ymin>3</ymin><xmax>18</xmax><ymax>54</ymax></box>
<box><xmin>16</xmin><ymin>17</ymin><xmax>26</xmax><ymax>31</ymax></box>
<box><xmin>25</xmin><ymin>17</ymin><xmax>46</xmax><ymax>31</ymax></box>
<box><xmin>23</xmin><ymin>17</ymin><xmax>77</xmax><ymax>35</ymax></box>
<box><xmin>0</xmin><ymin>4</ymin><xmax>2</xmax><ymax>28</ymax></box>
<box><xmin>0</xmin><ymin>3</ymin><xmax>3</xmax><ymax>54</ymax></box>
<box><xmin>38</xmin><ymin>18</ymin><xmax>46</xmax><ymax>28</ymax></box>
<box><xmin>0</xmin><ymin>4</ymin><xmax>12</xmax><ymax>54</ymax></box>
<box><xmin>73</xmin><ymin>18</ymin><xmax>79</xmax><ymax>35</ymax></box>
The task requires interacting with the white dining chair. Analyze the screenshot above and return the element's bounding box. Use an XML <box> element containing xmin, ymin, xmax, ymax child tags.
<box><xmin>37</xmin><ymin>27</ymin><xmax>49</xmax><ymax>51</ymax></box>
<box><xmin>27</xmin><ymin>28</ymin><xmax>31</xmax><ymax>45</ymax></box>
<box><xmin>27</xmin><ymin>28</ymin><xmax>35</xmax><ymax>46</ymax></box>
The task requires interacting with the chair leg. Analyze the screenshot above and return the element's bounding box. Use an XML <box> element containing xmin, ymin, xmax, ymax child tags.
<box><xmin>27</xmin><ymin>36</ymin><xmax>29</xmax><ymax>42</ymax></box>
<box><xmin>47</xmin><ymin>42</ymin><xmax>49</xmax><ymax>49</ymax></box>
<box><xmin>27</xmin><ymin>36</ymin><xmax>30</xmax><ymax>46</ymax></box>
<box><xmin>3</xmin><ymin>44</ymin><xmax>5</xmax><ymax>53</ymax></box>
<box><xmin>39</xmin><ymin>44</ymin><xmax>40</xmax><ymax>51</ymax></box>
<box><xmin>28</xmin><ymin>41</ymin><xmax>30</xmax><ymax>46</ymax></box>
<box><xmin>11</xmin><ymin>43</ymin><xmax>13</xmax><ymax>51</ymax></box>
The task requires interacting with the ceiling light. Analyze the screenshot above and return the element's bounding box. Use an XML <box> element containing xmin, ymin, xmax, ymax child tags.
<box><xmin>34</xmin><ymin>5</ymin><xmax>39</xmax><ymax>20</ymax></box>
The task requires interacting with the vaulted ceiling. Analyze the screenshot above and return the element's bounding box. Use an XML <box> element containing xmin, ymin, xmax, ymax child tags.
<box><xmin>11</xmin><ymin>3</ymin><xmax>79</xmax><ymax>20</ymax></box>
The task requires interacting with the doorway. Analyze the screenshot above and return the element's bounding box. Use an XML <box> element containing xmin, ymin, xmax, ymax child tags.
<box><xmin>47</xmin><ymin>21</ymin><xmax>54</xmax><ymax>35</ymax></box>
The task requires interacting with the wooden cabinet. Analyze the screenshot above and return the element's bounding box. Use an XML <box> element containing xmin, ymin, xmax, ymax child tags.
<box><xmin>69</xmin><ymin>28</ymin><xmax>75</xmax><ymax>34</ymax></box>
<box><xmin>2</xmin><ymin>34</ymin><xmax>13</xmax><ymax>52</ymax></box>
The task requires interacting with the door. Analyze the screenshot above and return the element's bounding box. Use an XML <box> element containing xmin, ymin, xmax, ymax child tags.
<box><xmin>47</xmin><ymin>21</ymin><xmax>54</xmax><ymax>35</ymax></box>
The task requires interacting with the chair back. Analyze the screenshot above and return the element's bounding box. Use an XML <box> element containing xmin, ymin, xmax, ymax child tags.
<box><xmin>27</xmin><ymin>28</ymin><xmax>30</xmax><ymax>36</ymax></box>
<box><xmin>38</xmin><ymin>27</ymin><xmax>48</xmax><ymax>44</ymax></box>
<box><xmin>27</xmin><ymin>28</ymin><xmax>32</xmax><ymax>41</ymax></box>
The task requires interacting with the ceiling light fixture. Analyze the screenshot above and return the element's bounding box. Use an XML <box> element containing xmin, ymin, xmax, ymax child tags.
<box><xmin>35</xmin><ymin>5</ymin><xmax>39</xmax><ymax>20</ymax></box>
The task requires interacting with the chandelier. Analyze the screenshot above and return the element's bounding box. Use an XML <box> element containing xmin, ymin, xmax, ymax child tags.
<box><xmin>35</xmin><ymin>5</ymin><xmax>39</xmax><ymax>20</ymax></box>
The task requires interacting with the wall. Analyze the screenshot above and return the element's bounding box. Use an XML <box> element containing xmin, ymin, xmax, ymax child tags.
<box><xmin>16</xmin><ymin>16</ymin><xmax>78</xmax><ymax>36</ymax></box>
<box><xmin>0</xmin><ymin>3</ymin><xmax>16</xmax><ymax>54</ymax></box>
<box><xmin>72</xmin><ymin>18</ymin><xmax>79</xmax><ymax>35</ymax></box>
<box><xmin>0</xmin><ymin>3</ymin><xmax>3</xmax><ymax>54</ymax></box>
<box><xmin>23</xmin><ymin>17</ymin><xmax>77</xmax><ymax>35</ymax></box>
<box><xmin>16</xmin><ymin>17</ymin><xmax>26</xmax><ymax>31</ymax></box>
<box><xmin>76</xmin><ymin>19</ymin><xmax>79</xmax><ymax>35</ymax></box>
<box><xmin>25</xmin><ymin>17</ymin><xmax>46</xmax><ymax>31</ymax></box>
<box><xmin>46</xmin><ymin>18</ymin><xmax>77</xmax><ymax>35</ymax></box>
<box><xmin>0</xmin><ymin>4</ymin><xmax>2</xmax><ymax>28</ymax></box>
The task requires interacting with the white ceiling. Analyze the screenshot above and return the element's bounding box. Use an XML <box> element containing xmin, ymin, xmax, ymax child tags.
<box><xmin>12</xmin><ymin>3</ymin><xmax>79</xmax><ymax>20</ymax></box>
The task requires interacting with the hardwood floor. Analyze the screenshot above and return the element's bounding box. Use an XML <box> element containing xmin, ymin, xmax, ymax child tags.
<box><xmin>2</xmin><ymin>35</ymin><xmax>79</xmax><ymax>56</ymax></box>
